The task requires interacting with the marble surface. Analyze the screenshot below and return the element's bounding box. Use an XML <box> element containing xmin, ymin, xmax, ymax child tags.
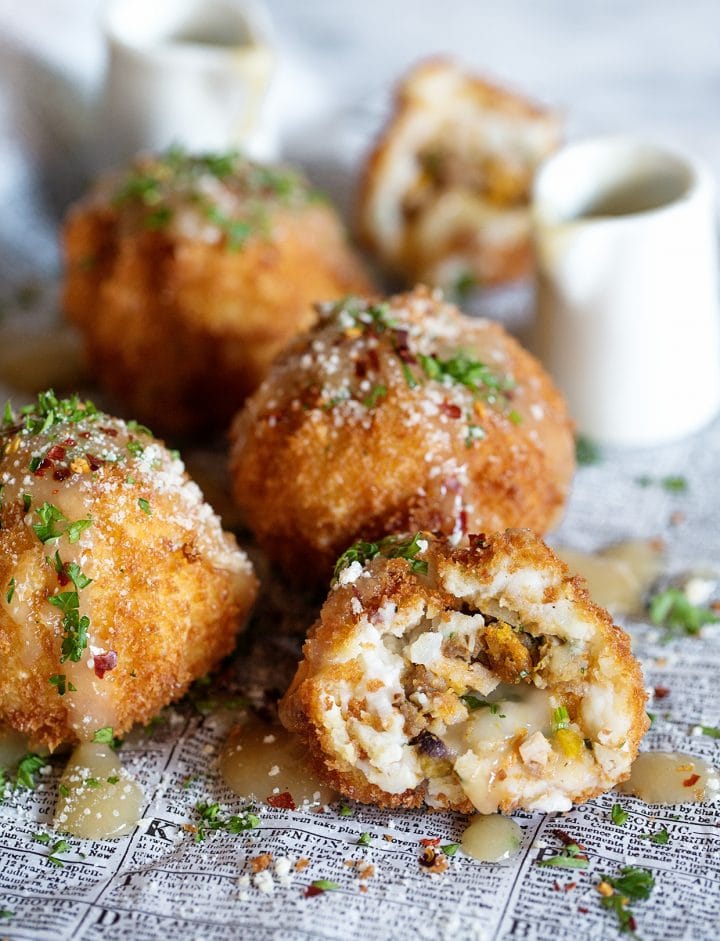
<box><xmin>1</xmin><ymin>0</ymin><xmax>720</xmax><ymax>284</ymax></box>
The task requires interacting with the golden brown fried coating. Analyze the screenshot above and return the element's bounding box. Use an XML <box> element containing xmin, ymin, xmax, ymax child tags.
<box><xmin>280</xmin><ymin>530</ymin><xmax>649</xmax><ymax>813</ymax></box>
<box><xmin>357</xmin><ymin>58</ymin><xmax>562</xmax><ymax>291</ymax></box>
<box><xmin>0</xmin><ymin>392</ymin><xmax>257</xmax><ymax>750</ymax></box>
<box><xmin>230</xmin><ymin>286</ymin><xmax>574</xmax><ymax>584</ymax></box>
<box><xmin>62</xmin><ymin>149</ymin><xmax>373</xmax><ymax>436</ymax></box>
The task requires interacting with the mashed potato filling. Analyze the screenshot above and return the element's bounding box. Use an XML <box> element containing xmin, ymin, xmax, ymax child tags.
<box><xmin>281</xmin><ymin>530</ymin><xmax>647</xmax><ymax>813</ymax></box>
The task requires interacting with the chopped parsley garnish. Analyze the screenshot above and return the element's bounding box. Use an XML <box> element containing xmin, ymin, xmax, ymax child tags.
<box><xmin>0</xmin><ymin>909</ymin><xmax>12</xmax><ymax>919</ymax></box>
<box><xmin>138</xmin><ymin>497</ymin><xmax>152</xmax><ymax>516</ymax></box>
<box><xmin>441</xmin><ymin>843</ymin><xmax>460</xmax><ymax>857</ymax></box>
<box><xmin>597</xmin><ymin>866</ymin><xmax>654</xmax><ymax>935</ymax></box>
<box><xmin>15</xmin><ymin>753</ymin><xmax>49</xmax><ymax>790</ymax></box>
<box><xmin>417</xmin><ymin>351</ymin><xmax>516</xmax><ymax>413</ymax></box>
<box><xmin>333</xmin><ymin>532</ymin><xmax>428</xmax><ymax>582</ymax></box>
<box><xmin>48</xmin><ymin>559</ymin><xmax>93</xmax><ymax>663</ymax></box>
<box><xmin>460</xmin><ymin>694</ymin><xmax>503</xmax><ymax>715</ymax></box>
<box><xmin>648</xmin><ymin>587</ymin><xmax>719</xmax><ymax>639</ymax></box>
<box><xmin>49</xmin><ymin>674</ymin><xmax>77</xmax><ymax>696</ymax></box>
<box><xmin>400</xmin><ymin>361</ymin><xmax>418</xmax><ymax>389</ymax></box>
<box><xmin>640</xmin><ymin>827</ymin><xmax>669</xmax><ymax>845</ymax></box>
<box><xmin>575</xmin><ymin>434</ymin><xmax>601</xmax><ymax>465</ymax></box>
<box><xmin>338</xmin><ymin>802</ymin><xmax>353</xmax><ymax>817</ymax></box>
<box><xmin>635</xmin><ymin>474</ymin><xmax>688</xmax><ymax>492</ymax></box>
<box><xmin>47</xmin><ymin>838</ymin><xmax>71</xmax><ymax>867</ymax></box>
<box><xmin>699</xmin><ymin>724</ymin><xmax>720</xmax><ymax>739</ymax></box>
<box><xmin>112</xmin><ymin>147</ymin><xmax>314</xmax><ymax>246</ymax></box>
<box><xmin>335</xmin><ymin>298</ymin><xmax>397</xmax><ymax>334</ymax></box>
<box><xmin>126</xmin><ymin>440</ymin><xmax>144</xmax><ymax>457</ymax></box>
<box><xmin>358</xmin><ymin>832</ymin><xmax>372</xmax><ymax>846</ymax></box>
<box><xmin>193</xmin><ymin>801</ymin><xmax>260</xmax><ymax>842</ymax></box>
<box><xmin>33</xmin><ymin>503</ymin><xmax>91</xmax><ymax>545</ymax></box>
<box><xmin>552</xmin><ymin>705</ymin><xmax>570</xmax><ymax>732</ymax></box>
<box><xmin>611</xmin><ymin>803</ymin><xmax>629</xmax><ymax>826</ymax></box>
<box><xmin>92</xmin><ymin>727</ymin><xmax>118</xmax><ymax>746</ymax></box>
<box><xmin>1</xmin><ymin>390</ymin><xmax>97</xmax><ymax>437</ymax></box>
<box><xmin>5</xmin><ymin>577</ymin><xmax>14</xmax><ymax>604</ymax></box>
<box><xmin>452</xmin><ymin>271</ymin><xmax>477</xmax><ymax>303</ymax></box>
<box><xmin>538</xmin><ymin>842</ymin><xmax>589</xmax><ymax>870</ymax></box>
<box><xmin>22</xmin><ymin>494</ymin><xmax>31</xmax><ymax>512</ymax></box>
<box><xmin>465</xmin><ymin>424</ymin><xmax>486</xmax><ymax>448</ymax></box>
<box><xmin>310</xmin><ymin>880</ymin><xmax>340</xmax><ymax>892</ymax></box>
<box><xmin>126</xmin><ymin>419</ymin><xmax>153</xmax><ymax>437</ymax></box>
<box><xmin>363</xmin><ymin>385</ymin><xmax>387</xmax><ymax>410</ymax></box>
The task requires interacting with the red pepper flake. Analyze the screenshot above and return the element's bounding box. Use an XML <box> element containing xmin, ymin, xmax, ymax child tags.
<box><xmin>79</xmin><ymin>431</ymin><xmax>91</xmax><ymax>439</ymax></box>
<box><xmin>47</xmin><ymin>445</ymin><xmax>66</xmax><ymax>461</ymax></box>
<box><xmin>86</xmin><ymin>454</ymin><xmax>104</xmax><ymax>471</ymax></box>
<box><xmin>628</xmin><ymin>916</ymin><xmax>637</xmax><ymax>932</ymax></box>
<box><xmin>440</xmin><ymin>401</ymin><xmax>462</xmax><ymax>419</ymax></box>
<box><xmin>304</xmin><ymin>885</ymin><xmax>324</xmax><ymax>898</ymax></box>
<box><xmin>553</xmin><ymin>829</ymin><xmax>583</xmax><ymax>848</ymax></box>
<box><xmin>553</xmin><ymin>881</ymin><xmax>561</xmax><ymax>892</ymax></box>
<box><xmin>53</xmin><ymin>466</ymin><xmax>71</xmax><ymax>482</ymax></box>
<box><xmin>578</xmin><ymin>907</ymin><xmax>589</xmax><ymax>914</ymax></box>
<box><xmin>100</xmin><ymin>427</ymin><xmax>118</xmax><ymax>437</ymax></box>
<box><xmin>458</xmin><ymin>508</ymin><xmax>468</xmax><ymax>535</ymax></box>
<box><xmin>267</xmin><ymin>791</ymin><xmax>296</xmax><ymax>810</ymax></box>
<box><xmin>33</xmin><ymin>458</ymin><xmax>52</xmax><ymax>477</ymax></box>
<box><xmin>420</xmin><ymin>837</ymin><xmax>441</xmax><ymax>847</ymax></box>
<box><xmin>654</xmin><ymin>686</ymin><xmax>670</xmax><ymax>699</ymax></box>
<box><xmin>57</xmin><ymin>565</ymin><xmax>70</xmax><ymax>587</ymax></box>
<box><xmin>61</xmin><ymin>437</ymin><xmax>76</xmax><ymax>447</ymax></box>
<box><xmin>683</xmin><ymin>773</ymin><xmax>701</xmax><ymax>787</ymax></box>
<box><xmin>564</xmin><ymin>882</ymin><xmax>577</xmax><ymax>892</ymax></box>
<box><xmin>94</xmin><ymin>650</ymin><xmax>118</xmax><ymax>679</ymax></box>
<box><xmin>392</xmin><ymin>329</ymin><xmax>416</xmax><ymax>363</ymax></box>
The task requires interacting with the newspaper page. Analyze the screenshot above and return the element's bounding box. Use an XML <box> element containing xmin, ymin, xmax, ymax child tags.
<box><xmin>0</xmin><ymin>287</ymin><xmax>719</xmax><ymax>941</ymax></box>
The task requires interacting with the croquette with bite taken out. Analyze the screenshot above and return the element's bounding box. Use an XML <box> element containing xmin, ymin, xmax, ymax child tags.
<box><xmin>279</xmin><ymin>530</ymin><xmax>648</xmax><ymax>813</ymax></box>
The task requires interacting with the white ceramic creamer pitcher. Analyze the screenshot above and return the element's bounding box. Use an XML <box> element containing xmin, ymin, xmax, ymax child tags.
<box><xmin>532</xmin><ymin>137</ymin><xmax>720</xmax><ymax>446</ymax></box>
<box><xmin>99</xmin><ymin>0</ymin><xmax>276</xmax><ymax>165</ymax></box>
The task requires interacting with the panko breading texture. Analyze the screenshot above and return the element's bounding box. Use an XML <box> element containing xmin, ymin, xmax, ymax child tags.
<box><xmin>63</xmin><ymin>149</ymin><xmax>373</xmax><ymax>436</ymax></box>
<box><xmin>0</xmin><ymin>392</ymin><xmax>257</xmax><ymax>749</ymax></box>
<box><xmin>280</xmin><ymin>531</ymin><xmax>649</xmax><ymax>813</ymax></box>
<box><xmin>230</xmin><ymin>287</ymin><xmax>574</xmax><ymax>584</ymax></box>
<box><xmin>358</xmin><ymin>59</ymin><xmax>562</xmax><ymax>291</ymax></box>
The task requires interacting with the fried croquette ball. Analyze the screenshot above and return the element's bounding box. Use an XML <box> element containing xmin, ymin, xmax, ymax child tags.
<box><xmin>0</xmin><ymin>391</ymin><xmax>257</xmax><ymax>749</ymax></box>
<box><xmin>279</xmin><ymin>530</ymin><xmax>649</xmax><ymax>813</ymax></box>
<box><xmin>230</xmin><ymin>286</ymin><xmax>574</xmax><ymax>584</ymax></box>
<box><xmin>62</xmin><ymin>148</ymin><xmax>373</xmax><ymax>436</ymax></box>
<box><xmin>357</xmin><ymin>59</ymin><xmax>562</xmax><ymax>291</ymax></box>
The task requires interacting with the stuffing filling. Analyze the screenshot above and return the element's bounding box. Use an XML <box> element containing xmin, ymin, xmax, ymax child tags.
<box><xmin>320</xmin><ymin>558</ymin><xmax>638</xmax><ymax>813</ymax></box>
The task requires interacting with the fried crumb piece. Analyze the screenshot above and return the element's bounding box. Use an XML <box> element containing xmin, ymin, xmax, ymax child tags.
<box><xmin>597</xmin><ymin>881</ymin><xmax>614</xmax><ymax>897</ymax></box>
<box><xmin>358</xmin><ymin>863</ymin><xmax>375</xmax><ymax>880</ymax></box>
<box><xmin>295</xmin><ymin>857</ymin><xmax>310</xmax><ymax>872</ymax></box>
<box><xmin>419</xmin><ymin>847</ymin><xmax>449</xmax><ymax>874</ymax></box>
<box><xmin>383</xmin><ymin>834</ymin><xmax>394</xmax><ymax>842</ymax></box>
<box><xmin>669</xmin><ymin>511</ymin><xmax>685</xmax><ymax>527</ymax></box>
<box><xmin>250</xmin><ymin>853</ymin><xmax>273</xmax><ymax>873</ymax></box>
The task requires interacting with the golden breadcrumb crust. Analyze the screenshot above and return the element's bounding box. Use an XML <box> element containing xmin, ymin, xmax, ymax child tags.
<box><xmin>230</xmin><ymin>287</ymin><xmax>574</xmax><ymax>584</ymax></box>
<box><xmin>63</xmin><ymin>200</ymin><xmax>373</xmax><ymax>436</ymax></box>
<box><xmin>0</xmin><ymin>417</ymin><xmax>257</xmax><ymax>750</ymax></box>
<box><xmin>280</xmin><ymin>530</ymin><xmax>648</xmax><ymax>811</ymax></box>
